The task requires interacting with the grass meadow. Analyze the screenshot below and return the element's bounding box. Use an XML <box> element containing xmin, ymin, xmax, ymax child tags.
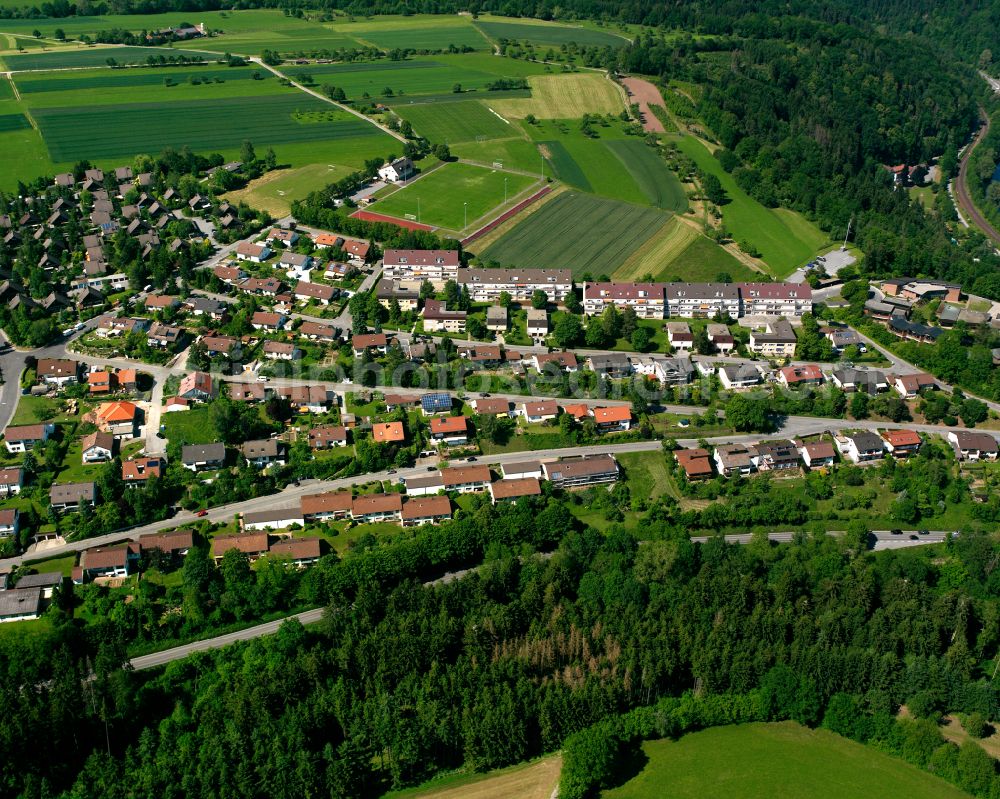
<box><xmin>224</xmin><ymin>163</ymin><xmax>354</xmax><ymax>217</ymax></box>
<box><xmin>477</xmin><ymin>191</ymin><xmax>667</xmax><ymax>275</ymax></box>
<box><xmin>675</xmin><ymin>134</ymin><xmax>830</xmax><ymax>277</ymax></box>
<box><xmin>373</xmin><ymin>161</ymin><xmax>538</xmax><ymax>231</ymax></box>
<box><xmin>603</xmin><ymin>723</ymin><xmax>972</xmax><ymax>799</ymax></box>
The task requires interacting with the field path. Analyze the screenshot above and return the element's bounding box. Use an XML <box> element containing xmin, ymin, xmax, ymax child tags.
<box><xmin>250</xmin><ymin>56</ymin><xmax>406</xmax><ymax>143</ymax></box>
<box><xmin>621</xmin><ymin>75</ymin><xmax>666</xmax><ymax>133</ymax></box>
<box><xmin>398</xmin><ymin>755</ymin><xmax>561</xmax><ymax>799</ymax></box>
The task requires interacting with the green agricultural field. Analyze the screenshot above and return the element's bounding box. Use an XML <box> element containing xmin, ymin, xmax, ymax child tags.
<box><xmin>478</xmin><ymin>191</ymin><xmax>668</xmax><ymax>276</ymax></box>
<box><xmin>0</xmin><ymin>113</ymin><xmax>29</xmax><ymax>132</ymax></box>
<box><xmin>603</xmin><ymin>723</ymin><xmax>972</xmax><ymax>799</ymax></box>
<box><xmin>298</xmin><ymin>54</ymin><xmax>547</xmax><ymax>103</ymax></box>
<box><xmin>613</xmin><ymin>216</ymin><xmax>757</xmax><ymax>282</ymax></box>
<box><xmin>493</xmin><ymin>73</ymin><xmax>624</xmax><ymax>119</ymax></box>
<box><xmin>32</xmin><ymin>93</ymin><xmax>389</xmax><ymax>163</ymax></box>
<box><xmin>474</xmin><ymin>17</ymin><xmax>631</xmax><ymax>48</ymax></box>
<box><xmin>605</xmin><ymin>139</ymin><xmax>687</xmax><ymax>211</ymax></box>
<box><xmin>0</xmin><ymin>76</ymin><xmax>12</xmax><ymax>99</ymax></box>
<box><xmin>16</xmin><ymin>64</ymin><xmax>272</xmax><ymax>95</ymax></box>
<box><xmin>2</xmin><ymin>46</ymin><xmax>212</xmax><ymax>71</ymax></box>
<box><xmin>395</xmin><ymin>100</ymin><xmax>517</xmax><ymax>144</ymax></box>
<box><xmin>0</xmin><ymin>11</ymin><xmax>363</xmax><ymax>57</ymax></box>
<box><xmin>332</xmin><ymin>15</ymin><xmax>490</xmax><ymax>51</ymax></box>
<box><xmin>0</xmin><ymin>122</ymin><xmax>52</xmax><ymax>190</ymax></box>
<box><xmin>15</xmin><ymin>65</ymin><xmax>289</xmax><ymax>108</ymax></box>
<box><xmin>675</xmin><ymin>135</ymin><xmax>830</xmax><ymax>277</ymax></box>
<box><xmin>373</xmin><ymin>161</ymin><xmax>538</xmax><ymax>231</ymax></box>
<box><xmin>528</xmin><ymin>119</ymin><xmax>676</xmax><ymax>207</ymax></box>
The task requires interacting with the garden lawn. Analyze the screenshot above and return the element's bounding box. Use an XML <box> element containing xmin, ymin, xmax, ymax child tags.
<box><xmin>491</xmin><ymin>73</ymin><xmax>624</xmax><ymax>119</ymax></box>
<box><xmin>675</xmin><ymin>134</ymin><xmax>830</xmax><ymax>277</ymax></box>
<box><xmin>161</xmin><ymin>405</ymin><xmax>215</xmax><ymax>445</ymax></box>
<box><xmin>395</xmin><ymin>99</ymin><xmax>518</xmax><ymax>144</ymax></box>
<box><xmin>603</xmin><ymin>722</ymin><xmax>972</xmax><ymax>799</ymax></box>
<box><xmin>32</xmin><ymin>93</ymin><xmax>392</xmax><ymax>163</ymax></box>
<box><xmin>374</xmin><ymin>162</ymin><xmax>538</xmax><ymax>231</ymax></box>
<box><xmin>478</xmin><ymin>191</ymin><xmax>668</xmax><ymax>276</ymax></box>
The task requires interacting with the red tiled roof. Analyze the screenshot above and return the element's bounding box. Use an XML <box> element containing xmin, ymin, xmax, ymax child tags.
<box><xmin>373</xmin><ymin>422</ymin><xmax>405</xmax><ymax>443</ymax></box>
<box><xmin>401</xmin><ymin>495</ymin><xmax>451</xmax><ymax>520</ymax></box>
<box><xmin>593</xmin><ymin>406</ymin><xmax>631</xmax><ymax>424</ymax></box>
<box><xmin>490</xmin><ymin>477</ymin><xmax>541</xmax><ymax>499</ymax></box>
<box><xmin>352</xmin><ymin>493</ymin><xmax>402</xmax><ymax>515</ymax></box>
<box><xmin>430</xmin><ymin>415</ymin><xmax>468</xmax><ymax>434</ymax></box>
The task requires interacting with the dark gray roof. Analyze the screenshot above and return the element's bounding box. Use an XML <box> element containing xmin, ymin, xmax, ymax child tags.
<box><xmin>14</xmin><ymin>572</ymin><xmax>62</xmax><ymax>589</ymax></box>
<box><xmin>0</xmin><ymin>588</ymin><xmax>41</xmax><ymax>618</ymax></box>
<box><xmin>181</xmin><ymin>443</ymin><xmax>226</xmax><ymax>462</ymax></box>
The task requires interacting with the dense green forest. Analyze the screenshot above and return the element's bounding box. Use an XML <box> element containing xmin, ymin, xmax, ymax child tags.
<box><xmin>6</xmin><ymin>495</ymin><xmax>1000</xmax><ymax>798</ymax></box>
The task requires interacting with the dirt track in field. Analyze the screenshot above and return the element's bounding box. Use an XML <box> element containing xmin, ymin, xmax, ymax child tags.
<box><xmin>622</xmin><ymin>75</ymin><xmax>666</xmax><ymax>133</ymax></box>
<box><xmin>402</xmin><ymin>756</ymin><xmax>561</xmax><ymax>799</ymax></box>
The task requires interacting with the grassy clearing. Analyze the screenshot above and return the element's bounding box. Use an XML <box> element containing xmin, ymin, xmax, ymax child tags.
<box><xmin>3</xmin><ymin>46</ymin><xmax>212</xmax><ymax>71</ymax></box>
<box><xmin>373</xmin><ymin>161</ymin><xmax>538</xmax><ymax>231</ymax></box>
<box><xmin>395</xmin><ymin>99</ymin><xmax>517</xmax><ymax>144</ymax></box>
<box><xmin>605</xmin><ymin>139</ymin><xmax>687</xmax><ymax>211</ymax></box>
<box><xmin>33</xmin><ymin>93</ymin><xmax>390</xmax><ymax>163</ymax></box>
<box><xmin>492</xmin><ymin>73</ymin><xmax>624</xmax><ymax>119</ymax></box>
<box><xmin>474</xmin><ymin>17</ymin><xmax>630</xmax><ymax>48</ymax></box>
<box><xmin>478</xmin><ymin>191</ymin><xmax>667</xmax><ymax>276</ymax></box>
<box><xmin>224</xmin><ymin>163</ymin><xmax>352</xmax><ymax>217</ymax></box>
<box><xmin>331</xmin><ymin>15</ymin><xmax>489</xmax><ymax>51</ymax></box>
<box><xmin>385</xmin><ymin>755</ymin><xmax>561</xmax><ymax>799</ymax></box>
<box><xmin>603</xmin><ymin>722</ymin><xmax>972</xmax><ymax>799</ymax></box>
<box><xmin>617</xmin><ymin>450</ymin><xmax>681</xmax><ymax>502</ymax></box>
<box><xmin>675</xmin><ymin>135</ymin><xmax>829</xmax><ymax>277</ymax></box>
